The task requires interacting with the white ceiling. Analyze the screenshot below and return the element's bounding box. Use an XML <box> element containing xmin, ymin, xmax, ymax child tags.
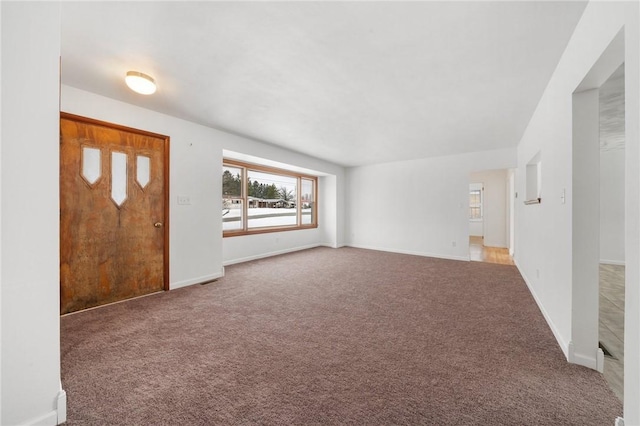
<box><xmin>60</xmin><ymin>1</ymin><xmax>587</xmax><ymax>167</ymax></box>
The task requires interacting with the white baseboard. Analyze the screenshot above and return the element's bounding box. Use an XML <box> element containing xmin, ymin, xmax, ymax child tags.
<box><xmin>22</xmin><ymin>410</ymin><xmax>58</xmax><ymax>426</ymax></box>
<box><xmin>223</xmin><ymin>244</ymin><xmax>322</xmax><ymax>266</ymax></box>
<box><xmin>600</xmin><ymin>259</ymin><xmax>625</xmax><ymax>266</ymax></box>
<box><xmin>170</xmin><ymin>271</ymin><xmax>224</xmax><ymax>290</ymax></box>
<box><xmin>615</xmin><ymin>417</ymin><xmax>625</xmax><ymax>426</ymax></box>
<box><xmin>567</xmin><ymin>341</ymin><xmax>598</xmax><ymax>370</ymax></box>
<box><xmin>346</xmin><ymin>244</ymin><xmax>470</xmax><ymax>262</ymax></box>
<box><xmin>57</xmin><ymin>390</ymin><xmax>67</xmax><ymax>425</ymax></box>
<box><xmin>321</xmin><ymin>242</ymin><xmax>347</xmax><ymax>249</ymax></box>
<box><xmin>596</xmin><ymin>347</ymin><xmax>605</xmax><ymax>373</ymax></box>
<box><xmin>514</xmin><ymin>259</ymin><xmax>569</xmax><ymax>358</ymax></box>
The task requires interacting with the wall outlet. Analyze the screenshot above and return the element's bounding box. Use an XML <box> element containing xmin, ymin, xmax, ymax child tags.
<box><xmin>536</xmin><ymin>269</ymin><xmax>540</xmax><ymax>279</ymax></box>
<box><xmin>177</xmin><ymin>195</ymin><xmax>191</xmax><ymax>205</ymax></box>
<box><xmin>452</xmin><ymin>241</ymin><xmax>457</xmax><ymax>247</ymax></box>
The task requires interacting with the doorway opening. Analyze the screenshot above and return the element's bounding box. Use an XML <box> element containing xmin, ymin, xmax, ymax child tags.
<box><xmin>570</xmin><ymin>29</ymin><xmax>625</xmax><ymax>406</ymax></box>
<box><xmin>598</xmin><ymin>64</ymin><xmax>625</xmax><ymax>402</ymax></box>
<box><xmin>468</xmin><ymin>169</ymin><xmax>514</xmax><ymax>266</ymax></box>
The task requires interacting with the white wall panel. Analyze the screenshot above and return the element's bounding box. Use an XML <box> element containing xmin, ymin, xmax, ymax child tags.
<box><xmin>346</xmin><ymin>148</ymin><xmax>516</xmax><ymax>261</ymax></box>
<box><xmin>513</xmin><ymin>2</ymin><xmax>639</xmax><ymax>422</ymax></box>
<box><xmin>1</xmin><ymin>2</ymin><xmax>64</xmax><ymax>424</ymax></box>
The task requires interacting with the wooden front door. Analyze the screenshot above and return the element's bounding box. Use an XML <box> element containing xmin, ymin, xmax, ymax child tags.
<box><xmin>60</xmin><ymin>113</ymin><xmax>169</xmax><ymax>314</ymax></box>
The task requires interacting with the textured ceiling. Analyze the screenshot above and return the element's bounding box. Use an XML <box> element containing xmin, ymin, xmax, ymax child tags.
<box><xmin>60</xmin><ymin>1</ymin><xmax>587</xmax><ymax>167</ymax></box>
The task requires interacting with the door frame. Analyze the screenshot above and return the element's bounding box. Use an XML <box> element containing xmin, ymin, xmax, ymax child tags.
<box><xmin>60</xmin><ymin>112</ymin><xmax>170</xmax><ymax>292</ymax></box>
<box><xmin>569</xmin><ymin>29</ymin><xmax>624</xmax><ymax>372</ymax></box>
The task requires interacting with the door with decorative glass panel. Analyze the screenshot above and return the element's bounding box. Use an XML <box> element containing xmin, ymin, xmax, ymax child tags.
<box><xmin>60</xmin><ymin>114</ymin><xmax>169</xmax><ymax>314</ymax></box>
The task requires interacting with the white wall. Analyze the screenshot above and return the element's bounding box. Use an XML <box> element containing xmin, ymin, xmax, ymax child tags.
<box><xmin>1</xmin><ymin>2</ymin><xmax>65</xmax><ymax>425</ymax></box>
<box><xmin>513</xmin><ymin>2</ymin><xmax>639</xmax><ymax>423</ymax></box>
<box><xmin>320</xmin><ymin>174</ymin><xmax>344</xmax><ymax>249</ymax></box>
<box><xmin>223</xmin><ymin>229</ymin><xmax>321</xmax><ymax>265</ymax></box>
<box><xmin>61</xmin><ymin>86</ymin><xmax>345</xmax><ymax>273</ymax></box>
<box><xmin>346</xmin><ymin>148</ymin><xmax>516</xmax><ymax>261</ymax></box>
<box><xmin>469</xmin><ymin>170</ymin><xmax>508</xmax><ymax>248</ymax></box>
<box><xmin>572</xmin><ymin>88</ymin><xmax>601</xmax><ymax>370</ymax></box>
<box><xmin>469</xmin><ymin>222</ymin><xmax>483</xmax><ymax>237</ymax></box>
<box><xmin>0</xmin><ymin>1</ymin><xmax>3</xmax><ymax>420</ymax></box>
<box><xmin>601</xmin><ymin>148</ymin><xmax>625</xmax><ymax>265</ymax></box>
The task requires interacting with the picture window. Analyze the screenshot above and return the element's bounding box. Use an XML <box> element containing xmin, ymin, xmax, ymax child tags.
<box><xmin>223</xmin><ymin>160</ymin><xmax>318</xmax><ymax>236</ymax></box>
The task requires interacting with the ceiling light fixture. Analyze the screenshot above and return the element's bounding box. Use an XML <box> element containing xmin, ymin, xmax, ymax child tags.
<box><xmin>125</xmin><ymin>71</ymin><xmax>156</xmax><ymax>95</ymax></box>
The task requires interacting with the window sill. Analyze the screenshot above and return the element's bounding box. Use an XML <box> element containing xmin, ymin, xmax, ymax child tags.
<box><xmin>223</xmin><ymin>224</ymin><xmax>318</xmax><ymax>238</ymax></box>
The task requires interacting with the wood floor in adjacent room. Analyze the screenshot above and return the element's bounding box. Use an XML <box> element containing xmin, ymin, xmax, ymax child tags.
<box><xmin>469</xmin><ymin>236</ymin><xmax>514</xmax><ymax>265</ymax></box>
<box><xmin>600</xmin><ymin>263</ymin><xmax>625</xmax><ymax>402</ymax></box>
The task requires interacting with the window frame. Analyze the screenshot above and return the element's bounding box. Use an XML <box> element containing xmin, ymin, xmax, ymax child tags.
<box><xmin>469</xmin><ymin>183</ymin><xmax>483</xmax><ymax>221</ymax></box>
<box><xmin>223</xmin><ymin>159</ymin><xmax>318</xmax><ymax>237</ymax></box>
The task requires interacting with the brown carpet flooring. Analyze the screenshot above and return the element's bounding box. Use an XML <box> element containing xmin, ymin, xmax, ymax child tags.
<box><xmin>61</xmin><ymin>247</ymin><xmax>622</xmax><ymax>425</ymax></box>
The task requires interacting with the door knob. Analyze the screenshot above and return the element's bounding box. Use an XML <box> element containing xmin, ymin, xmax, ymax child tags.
<box><xmin>154</xmin><ymin>222</ymin><xmax>163</xmax><ymax>228</ymax></box>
